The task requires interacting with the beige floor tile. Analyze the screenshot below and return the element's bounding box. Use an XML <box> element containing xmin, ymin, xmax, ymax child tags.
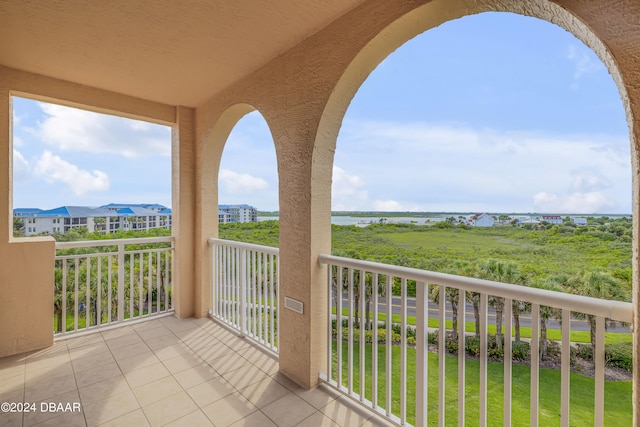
<box><xmin>115</xmin><ymin>352</ymin><xmax>160</xmax><ymax>374</ymax></box>
<box><xmin>186</xmin><ymin>377</ymin><xmax>235</xmax><ymax>407</ymax></box>
<box><xmin>209</xmin><ymin>353</ymin><xmax>251</xmax><ymax>376</ymax></box>
<box><xmin>294</xmin><ymin>385</ymin><xmax>341</xmax><ymax>410</ymax></box>
<box><xmin>25</xmin><ymin>373</ymin><xmax>78</xmax><ymax>402</ymax></box>
<box><xmin>25</xmin><ymin>353</ymin><xmax>71</xmax><ymax>373</ymax></box>
<box><xmin>144</xmin><ymin>334</ymin><xmax>183</xmax><ymax>350</ymax></box>
<box><xmin>64</xmin><ymin>333</ymin><xmax>105</xmax><ymax>350</ymax></box>
<box><xmin>161</xmin><ymin>353</ymin><xmax>205</xmax><ymax>375</ymax></box>
<box><xmin>135</xmin><ymin>326</ymin><xmax>173</xmax><ymax>341</ymax></box>
<box><xmin>109</xmin><ymin>342</ymin><xmax>151</xmax><ymax>361</ymax></box>
<box><xmin>74</xmin><ymin>360</ymin><xmax>122</xmax><ymax>388</ymax></box>
<box><xmin>100</xmin><ymin>327</ymin><xmax>136</xmax><ymax>341</ymax></box>
<box><xmin>173</xmin><ymin>364</ymin><xmax>219</xmax><ymax>390</ymax></box>
<box><xmin>321</xmin><ymin>397</ymin><xmax>372</xmax><ymax>426</ymax></box>
<box><xmin>71</xmin><ymin>350</ymin><xmax>116</xmax><ymax>373</ymax></box>
<box><xmin>261</xmin><ymin>393</ymin><xmax>317</xmax><ymax>427</ymax></box>
<box><xmin>23</xmin><ymin>389</ymin><xmax>81</xmax><ymax>427</ymax></box>
<box><xmin>152</xmin><ymin>343</ymin><xmax>192</xmax><ymax>361</ymax></box>
<box><xmin>0</xmin><ymin>412</ymin><xmax>23</xmax><ymax>427</ymax></box>
<box><xmin>296</xmin><ymin>411</ymin><xmax>341</xmax><ymax>427</ymax></box>
<box><xmin>221</xmin><ymin>364</ymin><xmax>268</xmax><ymax>390</ymax></box>
<box><xmin>238</xmin><ymin>377</ymin><xmax>290</xmax><ymax>409</ymax></box>
<box><xmin>0</xmin><ymin>353</ymin><xmax>27</xmax><ymax>370</ymax></box>
<box><xmin>29</xmin><ymin>411</ymin><xmax>86</xmax><ymax>427</ymax></box>
<box><xmin>201</xmin><ymin>392</ymin><xmax>256</xmax><ymax>427</ymax></box>
<box><xmin>269</xmin><ymin>372</ymin><xmax>301</xmax><ymax>391</ymax></box>
<box><xmin>132</xmin><ymin>376</ymin><xmax>183</xmax><ymax>407</ymax></box>
<box><xmin>104</xmin><ymin>333</ymin><xmax>144</xmax><ymax>350</ymax></box>
<box><xmin>1</xmin><ymin>372</ymin><xmax>27</xmax><ymax>395</ymax></box>
<box><xmin>141</xmin><ymin>391</ymin><xmax>198</xmax><ymax>427</ymax></box>
<box><xmin>78</xmin><ymin>375</ymin><xmax>130</xmax><ymax>406</ymax></box>
<box><xmin>83</xmin><ymin>389</ymin><xmax>140</xmax><ymax>427</ymax></box>
<box><xmin>230</xmin><ymin>410</ymin><xmax>277</xmax><ymax>427</ymax></box>
<box><xmin>194</xmin><ymin>342</ymin><xmax>233</xmax><ymax>363</ymax></box>
<box><xmin>163</xmin><ymin>410</ymin><xmax>214</xmax><ymax>427</ymax></box>
<box><xmin>25</xmin><ymin>344</ymin><xmax>69</xmax><ymax>362</ymax></box>
<box><xmin>96</xmin><ymin>408</ymin><xmax>150</xmax><ymax>427</ymax></box>
<box><xmin>361</xmin><ymin>415</ymin><xmax>395</xmax><ymax>426</ymax></box>
<box><xmin>224</xmin><ymin>337</ymin><xmax>253</xmax><ymax>353</ymax></box>
<box><xmin>124</xmin><ymin>362</ymin><xmax>170</xmax><ymax>389</ymax></box>
<box><xmin>0</xmin><ymin>387</ymin><xmax>25</xmax><ymax>404</ymax></box>
<box><xmin>67</xmin><ymin>341</ymin><xmax>110</xmax><ymax>360</ymax></box>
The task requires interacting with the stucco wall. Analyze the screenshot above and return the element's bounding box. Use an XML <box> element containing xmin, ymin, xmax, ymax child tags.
<box><xmin>0</xmin><ymin>239</ymin><xmax>55</xmax><ymax>356</ymax></box>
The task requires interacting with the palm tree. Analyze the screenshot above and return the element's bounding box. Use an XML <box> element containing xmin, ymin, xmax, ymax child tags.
<box><xmin>478</xmin><ymin>259</ymin><xmax>522</xmax><ymax>348</ymax></box>
<box><xmin>430</xmin><ymin>285</ymin><xmax>460</xmax><ymax>340</ymax></box>
<box><xmin>530</xmin><ymin>276</ymin><xmax>564</xmax><ymax>360</ymax></box>
<box><xmin>568</xmin><ymin>270</ymin><xmax>630</xmax><ymax>348</ymax></box>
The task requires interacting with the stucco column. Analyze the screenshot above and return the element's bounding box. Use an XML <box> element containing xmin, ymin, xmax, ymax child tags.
<box><xmin>0</xmin><ymin>83</ymin><xmax>55</xmax><ymax>356</ymax></box>
<box><xmin>276</xmin><ymin>128</ymin><xmax>332</xmax><ymax>389</ymax></box>
<box><xmin>172</xmin><ymin>106</ymin><xmax>196</xmax><ymax>318</ymax></box>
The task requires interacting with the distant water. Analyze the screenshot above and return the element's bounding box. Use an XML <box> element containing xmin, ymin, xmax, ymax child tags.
<box><xmin>258</xmin><ymin>216</ymin><xmax>445</xmax><ymax>226</ymax></box>
<box><xmin>258</xmin><ymin>213</ymin><xmax>630</xmax><ymax>227</ymax></box>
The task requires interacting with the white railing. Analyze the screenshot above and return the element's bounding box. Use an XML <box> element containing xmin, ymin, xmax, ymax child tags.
<box><xmin>319</xmin><ymin>254</ymin><xmax>632</xmax><ymax>427</ymax></box>
<box><xmin>208</xmin><ymin>238</ymin><xmax>279</xmax><ymax>353</ymax></box>
<box><xmin>54</xmin><ymin>237</ymin><xmax>174</xmax><ymax>336</ymax></box>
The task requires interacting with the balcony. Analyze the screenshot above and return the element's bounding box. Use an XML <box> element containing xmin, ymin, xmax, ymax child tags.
<box><xmin>1</xmin><ymin>2</ymin><xmax>639</xmax><ymax>426</ymax></box>
<box><xmin>0</xmin><ymin>315</ymin><xmax>387</xmax><ymax>427</ymax></box>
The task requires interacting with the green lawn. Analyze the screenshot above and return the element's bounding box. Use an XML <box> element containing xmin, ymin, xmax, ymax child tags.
<box><xmin>332</xmin><ymin>342</ymin><xmax>631</xmax><ymax>426</ymax></box>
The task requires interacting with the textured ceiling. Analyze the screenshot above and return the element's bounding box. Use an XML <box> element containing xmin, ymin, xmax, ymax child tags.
<box><xmin>0</xmin><ymin>0</ymin><xmax>365</xmax><ymax>107</ymax></box>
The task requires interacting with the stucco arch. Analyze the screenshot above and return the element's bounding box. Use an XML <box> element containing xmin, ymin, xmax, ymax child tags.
<box><xmin>195</xmin><ymin>103</ymin><xmax>278</xmax><ymax>316</ymax></box>
<box><xmin>314</xmin><ymin>0</ymin><xmax>639</xmax><ymax>407</ymax></box>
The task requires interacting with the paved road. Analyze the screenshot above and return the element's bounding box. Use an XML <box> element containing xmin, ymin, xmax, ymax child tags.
<box><xmin>340</xmin><ymin>295</ymin><xmax>630</xmax><ymax>334</ymax></box>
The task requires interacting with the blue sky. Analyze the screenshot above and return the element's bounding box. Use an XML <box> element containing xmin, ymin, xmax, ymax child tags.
<box><xmin>13</xmin><ymin>12</ymin><xmax>631</xmax><ymax>214</ymax></box>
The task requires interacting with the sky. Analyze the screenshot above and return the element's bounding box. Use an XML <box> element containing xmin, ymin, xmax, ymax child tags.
<box><xmin>12</xmin><ymin>12</ymin><xmax>631</xmax><ymax>214</ymax></box>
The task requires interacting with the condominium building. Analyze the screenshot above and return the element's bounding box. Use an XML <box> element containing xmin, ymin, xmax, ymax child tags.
<box><xmin>15</xmin><ymin>203</ymin><xmax>257</xmax><ymax>235</ymax></box>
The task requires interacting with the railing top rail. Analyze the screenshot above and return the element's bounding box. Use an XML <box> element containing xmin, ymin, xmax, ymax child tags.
<box><xmin>55</xmin><ymin>236</ymin><xmax>174</xmax><ymax>249</ymax></box>
<box><xmin>319</xmin><ymin>253</ymin><xmax>632</xmax><ymax>323</ymax></box>
<box><xmin>208</xmin><ymin>237</ymin><xmax>279</xmax><ymax>255</ymax></box>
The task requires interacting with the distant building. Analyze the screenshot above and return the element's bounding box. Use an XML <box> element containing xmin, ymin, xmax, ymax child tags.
<box><xmin>14</xmin><ymin>202</ymin><xmax>258</xmax><ymax>235</ymax></box>
<box><xmin>471</xmin><ymin>213</ymin><xmax>495</xmax><ymax>227</ymax></box>
<box><xmin>218</xmin><ymin>204</ymin><xmax>258</xmax><ymax>223</ymax></box>
<box><xmin>15</xmin><ymin>204</ymin><xmax>172</xmax><ymax>236</ymax></box>
<box><xmin>571</xmin><ymin>217</ymin><xmax>588</xmax><ymax>226</ymax></box>
<box><xmin>540</xmin><ymin>215</ymin><xmax>563</xmax><ymax>225</ymax></box>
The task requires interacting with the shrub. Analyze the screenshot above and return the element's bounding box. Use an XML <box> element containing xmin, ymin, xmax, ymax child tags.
<box><xmin>605</xmin><ymin>342</ymin><xmax>632</xmax><ymax>371</ymax></box>
<box><xmin>465</xmin><ymin>336</ymin><xmax>481</xmax><ymax>357</ymax></box>
<box><xmin>574</xmin><ymin>343</ymin><xmax>593</xmax><ymax>361</ymax></box>
<box><xmin>512</xmin><ymin>341</ymin><xmax>530</xmax><ymax>361</ymax></box>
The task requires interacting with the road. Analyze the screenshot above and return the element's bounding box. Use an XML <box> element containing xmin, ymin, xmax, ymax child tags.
<box><xmin>340</xmin><ymin>295</ymin><xmax>630</xmax><ymax>333</ymax></box>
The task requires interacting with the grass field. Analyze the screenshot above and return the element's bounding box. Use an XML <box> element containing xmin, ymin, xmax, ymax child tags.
<box><xmin>332</xmin><ymin>342</ymin><xmax>632</xmax><ymax>426</ymax></box>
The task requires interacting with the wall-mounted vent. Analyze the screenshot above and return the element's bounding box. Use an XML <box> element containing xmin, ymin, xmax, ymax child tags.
<box><xmin>284</xmin><ymin>296</ymin><xmax>304</xmax><ymax>314</ymax></box>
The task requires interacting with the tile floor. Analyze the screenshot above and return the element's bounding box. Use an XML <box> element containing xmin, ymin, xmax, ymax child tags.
<box><xmin>0</xmin><ymin>316</ymin><xmax>392</xmax><ymax>426</ymax></box>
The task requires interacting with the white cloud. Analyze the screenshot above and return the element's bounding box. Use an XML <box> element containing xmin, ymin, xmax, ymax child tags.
<box><xmin>33</xmin><ymin>103</ymin><xmax>170</xmax><ymax>158</ymax></box>
<box><xmin>567</xmin><ymin>45</ymin><xmax>603</xmax><ymax>89</ymax></box>
<box><xmin>533</xmin><ymin>191</ymin><xmax>614</xmax><ymax>214</ymax></box>
<box><xmin>219</xmin><ymin>169</ymin><xmax>269</xmax><ymax>194</ymax></box>
<box><xmin>335</xmin><ymin>119</ymin><xmax>631</xmax><ymax>213</ymax></box>
<box><xmin>372</xmin><ymin>200</ymin><xmax>427</xmax><ymax>212</ymax></box>
<box><xmin>332</xmin><ymin>166</ymin><xmax>369</xmax><ymax>210</ymax></box>
<box><xmin>34</xmin><ymin>151</ymin><xmax>110</xmax><ymax>196</ymax></box>
<box><xmin>570</xmin><ymin>170</ymin><xmax>611</xmax><ymax>192</ymax></box>
<box><xmin>13</xmin><ymin>149</ymin><xmax>30</xmax><ymax>183</ymax></box>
